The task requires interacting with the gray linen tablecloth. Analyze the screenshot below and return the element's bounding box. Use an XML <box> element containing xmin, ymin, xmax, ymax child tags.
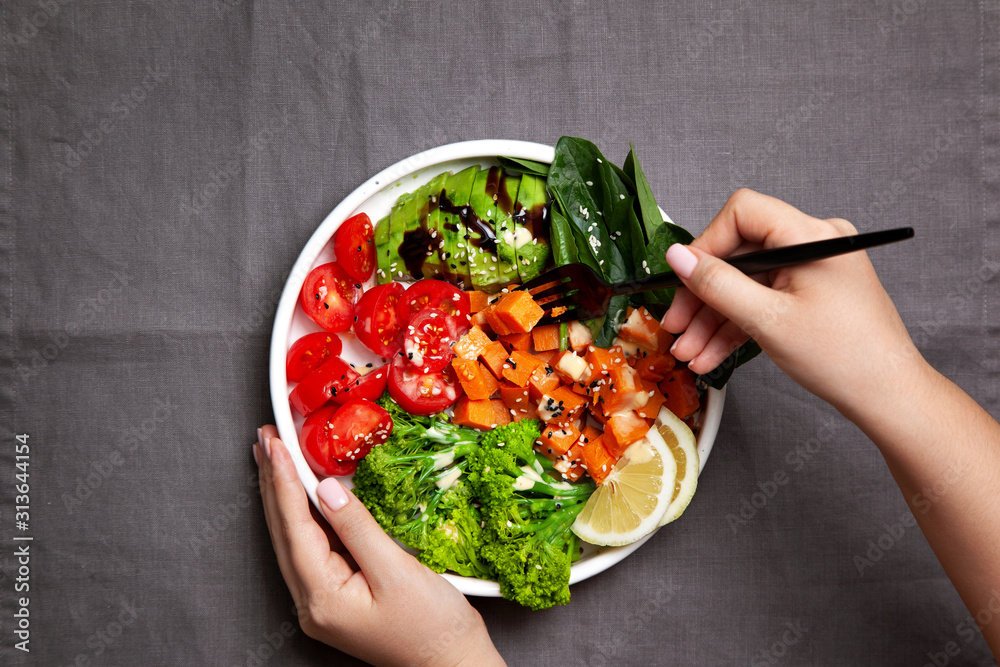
<box><xmin>2</xmin><ymin>1</ymin><xmax>998</xmax><ymax>665</ymax></box>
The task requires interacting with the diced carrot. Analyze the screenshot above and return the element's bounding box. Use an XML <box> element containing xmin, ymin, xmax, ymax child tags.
<box><xmin>605</xmin><ymin>410</ymin><xmax>651</xmax><ymax>457</ymax></box>
<box><xmin>453</xmin><ymin>325</ymin><xmax>492</xmax><ymax>361</ymax></box>
<box><xmin>466</xmin><ymin>290</ymin><xmax>489</xmax><ymax>313</ymax></box>
<box><xmin>589</xmin><ymin>408</ymin><xmax>608</xmax><ymax>426</ymax></box>
<box><xmin>451</xmin><ymin>358</ymin><xmax>499</xmax><ymax>401</ymax></box>
<box><xmin>581</xmin><ymin>434</ymin><xmax>617</xmax><ymax>485</ymax></box>
<box><xmin>538</xmin><ymin>386</ymin><xmax>588</xmax><ymax>424</ymax></box>
<box><xmin>501</xmin><ymin>350</ymin><xmax>545</xmax><ymax>387</ymax></box>
<box><xmin>635</xmin><ymin>350</ymin><xmax>677</xmax><ymax>384</ymax></box>
<box><xmin>619</xmin><ymin>306</ymin><xmax>672</xmax><ymax>353</ymax></box>
<box><xmin>492</xmin><ymin>290</ymin><xmax>544</xmax><ymax>334</ymax></box>
<box><xmin>660</xmin><ymin>368</ymin><xmax>701</xmax><ymax>419</ymax></box>
<box><xmin>478</xmin><ymin>340</ymin><xmax>509</xmax><ymax>379</ymax></box>
<box><xmin>528</xmin><ymin>364</ymin><xmax>561</xmax><ymax>401</ymax></box>
<box><xmin>452</xmin><ymin>397</ymin><xmax>510</xmax><ymax>430</ymax></box>
<box><xmin>636</xmin><ymin>389</ymin><xmax>666</xmax><ymax>420</ymax></box>
<box><xmin>576</xmin><ymin>424</ymin><xmax>602</xmax><ymax>448</ymax></box>
<box><xmin>536</xmin><ymin>423</ymin><xmax>582</xmax><ymax>457</ymax></box>
<box><xmin>598</xmin><ymin>364</ymin><xmax>649</xmax><ymax>415</ymax></box>
<box><xmin>499</xmin><ymin>332</ymin><xmax>533</xmax><ymax>351</ymax></box>
<box><xmin>567</xmin><ymin>321</ymin><xmax>593</xmax><ymax>351</ymax></box>
<box><xmin>531</xmin><ymin>324</ymin><xmax>561</xmax><ymax>351</ymax></box>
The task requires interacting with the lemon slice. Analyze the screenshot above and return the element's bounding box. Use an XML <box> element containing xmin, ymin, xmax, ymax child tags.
<box><xmin>571</xmin><ymin>427</ymin><xmax>677</xmax><ymax>547</ymax></box>
<box><xmin>656</xmin><ymin>406</ymin><xmax>700</xmax><ymax>526</ymax></box>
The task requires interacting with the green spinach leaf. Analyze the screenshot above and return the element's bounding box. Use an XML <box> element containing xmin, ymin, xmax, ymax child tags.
<box><xmin>698</xmin><ymin>340</ymin><xmax>763</xmax><ymax>390</ymax></box>
<box><xmin>623</xmin><ymin>145</ymin><xmax>664</xmax><ymax>242</ymax></box>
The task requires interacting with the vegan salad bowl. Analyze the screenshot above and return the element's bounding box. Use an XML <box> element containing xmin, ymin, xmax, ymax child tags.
<box><xmin>269</xmin><ymin>139</ymin><xmax>746</xmax><ymax>607</ymax></box>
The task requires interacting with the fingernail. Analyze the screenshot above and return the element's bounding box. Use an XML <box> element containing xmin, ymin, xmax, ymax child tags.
<box><xmin>317</xmin><ymin>478</ymin><xmax>349</xmax><ymax>511</ymax></box>
<box><xmin>660</xmin><ymin>313</ymin><xmax>670</xmax><ymax>330</ymax></box>
<box><xmin>257</xmin><ymin>428</ymin><xmax>263</xmax><ymax>447</ymax></box>
<box><xmin>666</xmin><ymin>244</ymin><xmax>698</xmax><ymax>280</ymax></box>
<box><xmin>669</xmin><ymin>336</ymin><xmax>680</xmax><ymax>354</ymax></box>
<box><xmin>252</xmin><ymin>443</ymin><xmax>260</xmax><ymax>466</ymax></box>
<box><xmin>262</xmin><ymin>437</ymin><xmax>271</xmax><ymax>459</ymax></box>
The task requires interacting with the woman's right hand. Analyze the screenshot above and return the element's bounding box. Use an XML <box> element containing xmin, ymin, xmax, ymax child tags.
<box><xmin>660</xmin><ymin>188</ymin><xmax>926</xmax><ymax>417</ymax></box>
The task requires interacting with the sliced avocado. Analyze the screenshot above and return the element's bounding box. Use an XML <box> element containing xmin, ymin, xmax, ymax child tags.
<box><xmin>511</xmin><ymin>173</ymin><xmax>552</xmax><ymax>283</ymax></box>
<box><xmin>465</xmin><ymin>168</ymin><xmax>501</xmax><ymax>292</ymax></box>
<box><xmin>491</xmin><ymin>169</ymin><xmax>522</xmax><ymax>286</ymax></box>
<box><xmin>374</xmin><ymin>213</ymin><xmax>392</xmax><ymax>284</ymax></box>
<box><xmin>385</xmin><ymin>172</ymin><xmax>449</xmax><ymax>281</ymax></box>
<box><xmin>430</xmin><ymin>165</ymin><xmax>478</xmax><ymax>288</ymax></box>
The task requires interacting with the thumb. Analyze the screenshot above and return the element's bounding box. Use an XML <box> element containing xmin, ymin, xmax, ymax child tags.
<box><xmin>666</xmin><ymin>243</ymin><xmax>784</xmax><ymax>338</ymax></box>
<box><xmin>315</xmin><ymin>477</ymin><xmax>409</xmax><ymax>585</ymax></box>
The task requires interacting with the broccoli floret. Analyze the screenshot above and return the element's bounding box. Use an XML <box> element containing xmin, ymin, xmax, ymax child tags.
<box><xmin>354</xmin><ymin>396</ymin><xmax>492</xmax><ymax>579</ymax></box>
<box><xmin>467</xmin><ymin>420</ymin><xmax>595</xmax><ymax>610</ymax></box>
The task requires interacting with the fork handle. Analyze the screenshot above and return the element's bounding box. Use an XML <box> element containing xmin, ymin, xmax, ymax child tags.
<box><xmin>612</xmin><ymin>227</ymin><xmax>914</xmax><ymax>295</ymax></box>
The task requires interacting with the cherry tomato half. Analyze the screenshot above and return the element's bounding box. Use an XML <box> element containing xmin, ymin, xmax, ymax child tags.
<box><xmin>299</xmin><ymin>399</ymin><xmax>392</xmax><ymax>476</ymax></box>
<box><xmin>402</xmin><ymin>310</ymin><xmax>462</xmax><ymax>373</ymax></box>
<box><xmin>388</xmin><ymin>356</ymin><xmax>461</xmax><ymax>415</ymax></box>
<box><xmin>300</xmin><ymin>262</ymin><xmax>362</xmax><ymax>333</ymax></box>
<box><xmin>332</xmin><ymin>363</ymin><xmax>389</xmax><ymax>404</ymax></box>
<box><xmin>397</xmin><ymin>279</ymin><xmax>470</xmax><ymax>324</ymax></box>
<box><xmin>286</xmin><ymin>332</ymin><xmax>343</xmax><ymax>384</ymax></box>
<box><xmin>288</xmin><ymin>356</ymin><xmax>360</xmax><ymax>417</ymax></box>
<box><xmin>334</xmin><ymin>213</ymin><xmax>375</xmax><ymax>282</ymax></box>
<box><xmin>354</xmin><ymin>282</ymin><xmax>405</xmax><ymax>358</ymax></box>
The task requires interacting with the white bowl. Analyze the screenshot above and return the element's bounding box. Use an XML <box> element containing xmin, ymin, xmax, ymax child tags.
<box><xmin>269</xmin><ymin>140</ymin><xmax>726</xmax><ymax>597</ymax></box>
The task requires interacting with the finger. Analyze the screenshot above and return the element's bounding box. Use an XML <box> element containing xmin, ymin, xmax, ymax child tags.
<box><xmin>307</xmin><ymin>501</ymin><xmax>356</xmax><ymax>567</ymax></box>
<box><xmin>692</xmin><ymin>189</ymin><xmax>827</xmax><ymax>258</ymax></box>
<box><xmin>266</xmin><ymin>437</ymin><xmax>356</xmax><ymax>591</ymax></box>
<box><xmin>687</xmin><ymin>320</ymin><xmax>751</xmax><ymax>375</ymax></box>
<box><xmin>314</xmin><ymin>477</ymin><xmax>415</xmax><ymax>595</ymax></box>
<box><xmin>660</xmin><ymin>286</ymin><xmax>702</xmax><ymax>334</ymax></box>
<box><xmin>256</xmin><ymin>438</ymin><xmax>305</xmax><ymax>603</ymax></box>
<box><xmin>666</xmin><ymin>244</ymin><xmax>787</xmax><ymax>337</ymax></box>
<box><xmin>669</xmin><ymin>303</ymin><xmax>728</xmax><ymax>362</ymax></box>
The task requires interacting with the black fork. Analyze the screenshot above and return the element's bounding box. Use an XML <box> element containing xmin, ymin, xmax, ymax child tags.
<box><xmin>518</xmin><ymin>227</ymin><xmax>915</xmax><ymax>326</ymax></box>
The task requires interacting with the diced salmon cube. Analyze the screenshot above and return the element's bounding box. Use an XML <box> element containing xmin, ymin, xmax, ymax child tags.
<box><xmin>536</xmin><ymin>423</ymin><xmax>582</xmax><ymax>458</ymax></box>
